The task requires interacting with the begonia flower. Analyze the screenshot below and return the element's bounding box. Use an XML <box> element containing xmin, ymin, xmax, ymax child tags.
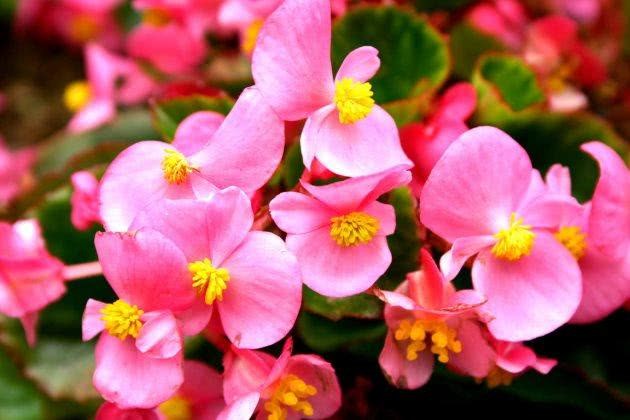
<box><xmin>252</xmin><ymin>0</ymin><xmax>411</xmax><ymax>177</ymax></box>
<box><xmin>467</xmin><ymin>0</ymin><xmax>528</xmax><ymax>49</ymax></box>
<box><xmin>129</xmin><ymin>187</ymin><xmax>302</xmax><ymax>349</ymax></box>
<box><xmin>71</xmin><ymin>171</ymin><xmax>102</xmax><ymax>231</ymax></box>
<box><xmin>99</xmin><ymin>87</ymin><xmax>284</xmax><ymax>232</ymax></box>
<box><xmin>220</xmin><ymin>338</ymin><xmax>341</xmax><ymax>420</ymax></box>
<box><xmin>218</xmin><ymin>0</ymin><xmax>282</xmax><ymax>55</ymax></box>
<box><xmin>420</xmin><ymin>126</ymin><xmax>583</xmax><ymax>341</ymax></box>
<box><xmin>378</xmin><ymin>249</ymin><xmax>494</xmax><ymax>389</ymax></box>
<box><xmin>0</xmin><ymin>138</ymin><xmax>36</xmax><ymax>205</ymax></box>
<box><xmin>96</xmin><ymin>403</ymin><xmax>159</xmax><ymax>420</ymax></box>
<box><xmin>0</xmin><ymin>220</ymin><xmax>65</xmax><ymax>345</ymax></box>
<box><xmin>83</xmin><ymin>229</ymin><xmax>199</xmax><ymax>408</ymax></box>
<box><xmin>270</xmin><ymin>166</ymin><xmax>411</xmax><ymax>297</ymax></box>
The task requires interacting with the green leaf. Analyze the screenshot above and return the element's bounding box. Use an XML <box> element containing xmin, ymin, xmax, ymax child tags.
<box><xmin>381</xmin><ymin>94</ymin><xmax>433</xmax><ymax>127</ymax></box>
<box><xmin>332</xmin><ymin>6</ymin><xmax>450</xmax><ymax>103</ymax></box>
<box><xmin>302</xmin><ymin>288</ymin><xmax>383</xmax><ymax>321</ymax></box>
<box><xmin>0</xmin><ymin>348</ymin><xmax>45</xmax><ymax>420</ymax></box>
<box><xmin>151</xmin><ymin>94</ymin><xmax>234</xmax><ymax>140</ymax></box>
<box><xmin>450</xmin><ymin>23</ymin><xmax>505</xmax><ymax>79</ymax></box>
<box><xmin>282</xmin><ymin>141</ymin><xmax>305</xmax><ymax>189</ymax></box>
<box><xmin>413</xmin><ymin>0</ymin><xmax>475</xmax><ymax>11</ymax></box>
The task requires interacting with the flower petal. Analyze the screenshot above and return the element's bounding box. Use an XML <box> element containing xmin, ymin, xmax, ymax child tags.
<box><xmin>440</xmin><ymin>235</ymin><xmax>496</xmax><ymax>281</ymax></box>
<box><xmin>217</xmin><ymin>392</ymin><xmax>260</xmax><ymax>420</ymax></box>
<box><xmin>67</xmin><ymin>99</ymin><xmax>116</xmax><ymax>133</ymax></box>
<box><xmin>285</xmin><ymin>355</ymin><xmax>342</xmax><ymax>419</ymax></box>
<box><xmin>447</xmin><ymin>319</ymin><xmax>495</xmax><ymax>378</ymax></box>
<box><xmin>136</xmin><ymin>310</ymin><xmax>182</xmax><ymax>359</ymax></box>
<box><xmin>379</xmin><ymin>331</ymin><xmax>434</xmax><ymax>389</ymax></box>
<box><xmin>172</xmin><ymin>111</ymin><xmax>226</xmax><ymax>156</ymax></box>
<box><xmin>335</xmin><ymin>46</ymin><xmax>380</xmax><ymax>82</ymax></box>
<box><xmin>269</xmin><ymin>192</ymin><xmax>336</xmax><ymax>235</ymax></box>
<box><xmin>82</xmin><ymin>298</ymin><xmax>106</xmax><ymax>341</ymax></box>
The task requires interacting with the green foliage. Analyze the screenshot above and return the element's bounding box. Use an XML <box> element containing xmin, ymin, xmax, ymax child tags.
<box><xmin>302</xmin><ymin>288</ymin><xmax>383</xmax><ymax>321</ymax></box>
<box><xmin>450</xmin><ymin>23</ymin><xmax>505</xmax><ymax>79</ymax></box>
<box><xmin>413</xmin><ymin>0</ymin><xmax>475</xmax><ymax>11</ymax></box>
<box><xmin>282</xmin><ymin>141</ymin><xmax>305</xmax><ymax>189</ymax></box>
<box><xmin>0</xmin><ymin>349</ymin><xmax>45</xmax><ymax>420</ymax></box>
<box><xmin>332</xmin><ymin>6</ymin><xmax>450</xmax><ymax>103</ymax></box>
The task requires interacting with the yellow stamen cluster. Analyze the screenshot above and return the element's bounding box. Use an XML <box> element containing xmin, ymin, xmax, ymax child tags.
<box><xmin>143</xmin><ymin>9</ymin><xmax>171</xmax><ymax>27</ymax></box>
<box><xmin>554</xmin><ymin>226</ymin><xmax>587</xmax><ymax>260</ymax></box>
<box><xmin>100</xmin><ymin>300</ymin><xmax>144</xmax><ymax>340</ymax></box>
<box><xmin>480</xmin><ymin>366</ymin><xmax>514</xmax><ymax>388</ymax></box>
<box><xmin>70</xmin><ymin>14</ymin><xmax>100</xmax><ymax>42</ymax></box>
<box><xmin>189</xmin><ymin>258</ymin><xmax>230</xmax><ymax>305</ymax></box>
<box><xmin>491</xmin><ymin>213</ymin><xmax>535</xmax><ymax>261</ymax></box>
<box><xmin>330</xmin><ymin>211</ymin><xmax>379</xmax><ymax>247</ymax></box>
<box><xmin>394</xmin><ymin>318</ymin><xmax>462</xmax><ymax>363</ymax></box>
<box><xmin>162</xmin><ymin>149</ymin><xmax>193</xmax><ymax>185</ymax></box>
<box><xmin>264</xmin><ymin>374</ymin><xmax>317</xmax><ymax>420</ymax></box>
<box><xmin>242</xmin><ymin>19</ymin><xmax>264</xmax><ymax>55</ymax></box>
<box><xmin>63</xmin><ymin>81</ymin><xmax>92</xmax><ymax>112</ymax></box>
<box><xmin>158</xmin><ymin>396</ymin><xmax>192</xmax><ymax>420</ymax></box>
<box><xmin>333</xmin><ymin>77</ymin><xmax>375</xmax><ymax>124</ymax></box>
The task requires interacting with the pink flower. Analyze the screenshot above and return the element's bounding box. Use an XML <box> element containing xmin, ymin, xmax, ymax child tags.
<box><xmin>0</xmin><ymin>220</ymin><xmax>65</xmax><ymax>345</ymax></box>
<box><xmin>467</xmin><ymin>0</ymin><xmax>528</xmax><ymax>49</ymax></box>
<box><xmin>550</xmin><ymin>0</ymin><xmax>601</xmax><ymax>24</ymax></box>
<box><xmin>218</xmin><ymin>0</ymin><xmax>282</xmax><ymax>54</ymax></box>
<box><xmin>128</xmin><ymin>187</ymin><xmax>302</xmax><ymax>349</ymax></box>
<box><xmin>420</xmin><ymin>126</ymin><xmax>583</xmax><ymax>341</ymax></box>
<box><xmin>83</xmin><ymin>229</ymin><xmax>199</xmax><ymax>408</ymax></box>
<box><xmin>252</xmin><ymin>0</ymin><xmax>411</xmax><ymax>177</ymax></box>
<box><xmin>71</xmin><ymin>171</ymin><xmax>102</xmax><ymax>231</ymax></box>
<box><xmin>220</xmin><ymin>338</ymin><xmax>341</xmax><ymax>420</ymax></box>
<box><xmin>400</xmin><ymin>83</ymin><xmax>476</xmax><ymax>195</ymax></box>
<box><xmin>377</xmin><ymin>249</ymin><xmax>494</xmax><ymax>389</ymax></box>
<box><xmin>270</xmin><ymin>167</ymin><xmax>411</xmax><ymax>297</ymax></box>
<box><xmin>65</xmin><ymin>43</ymin><xmax>155</xmax><ymax>133</ymax></box>
<box><xmin>99</xmin><ymin>87</ymin><xmax>284</xmax><ymax>232</ymax></box>
<box><xmin>96</xmin><ymin>403</ymin><xmax>159</xmax><ymax>420</ymax></box>
<box><xmin>0</xmin><ymin>138</ymin><xmax>36</xmax><ymax>205</ymax></box>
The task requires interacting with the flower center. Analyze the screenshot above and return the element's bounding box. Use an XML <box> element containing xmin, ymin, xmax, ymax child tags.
<box><xmin>63</xmin><ymin>81</ymin><xmax>92</xmax><ymax>112</ymax></box>
<box><xmin>162</xmin><ymin>149</ymin><xmax>193</xmax><ymax>184</ymax></box>
<box><xmin>70</xmin><ymin>14</ymin><xmax>100</xmax><ymax>42</ymax></box>
<box><xmin>333</xmin><ymin>77</ymin><xmax>375</xmax><ymax>124</ymax></box>
<box><xmin>481</xmin><ymin>366</ymin><xmax>514</xmax><ymax>388</ymax></box>
<box><xmin>264</xmin><ymin>374</ymin><xmax>317</xmax><ymax>420</ymax></box>
<box><xmin>491</xmin><ymin>213</ymin><xmax>535</xmax><ymax>261</ymax></box>
<box><xmin>554</xmin><ymin>226</ymin><xmax>587</xmax><ymax>260</ymax></box>
<box><xmin>394</xmin><ymin>318</ymin><xmax>462</xmax><ymax>363</ymax></box>
<box><xmin>189</xmin><ymin>258</ymin><xmax>230</xmax><ymax>305</ymax></box>
<box><xmin>330</xmin><ymin>211</ymin><xmax>379</xmax><ymax>247</ymax></box>
<box><xmin>242</xmin><ymin>19</ymin><xmax>264</xmax><ymax>55</ymax></box>
<box><xmin>143</xmin><ymin>9</ymin><xmax>171</xmax><ymax>27</ymax></box>
<box><xmin>100</xmin><ymin>300</ymin><xmax>144</xmax><ymax>340</ymax></box>
<box><xmin>159</xmin><ymin>396</ymin><xmax>192</xmax><ymax>420</ymax></box>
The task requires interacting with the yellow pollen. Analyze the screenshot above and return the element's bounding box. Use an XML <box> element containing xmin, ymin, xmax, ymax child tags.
<box><xmin>554</xmin><ymin>226</ymin><xmax>587</xmax><ymax>260</ymax></box>
<box><xmin>491</xmin><ymin>213</ymin><xmax>535</xmax><ymax>261</ymax></box>
<box><xmin>242</xmin><ymin>19</ymin><xmax>263</xmax><ymax>55</ymax></box>
<box><xmin>333</xmin><ymin>77</ymin><xmax>375</xmax><ymax>124</ymax></box>
<box><xmin>63</xmin><ymin>81</ymin><xmax>92</xmax><ymax>112</ymax></box>
<box><xmin>70</xmin><ymin>14</ymin><xmax>100</xmax><ymax>42</ymax></box>
<box><xmin>330</xmin><ymin>211</ymin><xmax>379</xmax><ymax>247</ymax></box>
<box><xmin>143</xmin><ymin>9</ymin><xmax>171</xmax><ymax>27</ymax></box>
<box><xmin>394</xmin><ymin>318</ymin><xmax>462</xmax><ymax>363</ymax></box>
<box><xmin>100</xmin><ymin>300</ymin><xmax>144</xmax><ymax>340</ymax></box>
<box><xmin>478</xmin><ymin>366</ymin><xmax>514</xmax><ymax>388</ymax></box>
<box><xmin>189</xmin><ymin>258</ymin><xmax>230</xmax><ymax>305</ymax></box>
<box><xmin>264</xmin><ymin>374</ymin><xmax>317</xmax><ymax>420</ymax></box>
<box><xmin>162</xmin><ymin>149</ymin><xmax>193</xmax><ymax>184</ymax></box>
<box><xmin>158</xmin><ymin>396</ymin><xmax>192</xmax><ymax>420</ymax></box>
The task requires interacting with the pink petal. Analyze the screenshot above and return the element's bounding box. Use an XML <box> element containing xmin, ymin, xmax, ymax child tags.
<box><xmin>440</xmin><ymin>235</ymin><xmax>496</xmax><ymax>281</ymax></box>
<box><xmin>362</xmin><ymin>201</ymin><xmax>396</xmax><ymax>235</ymax></box>
<box><xmin>82</xmin><ymin>298</ymin><xmax>106</xmax><ymax>341</ymax></box>
<box><xmin>285</xmin><ymin>355</ymin><xmax>342</xmax><ymax>419</ymax></box>
<box><xmin>494</xmin><ymin>341</ymin><xmax>539</xmax><ymax>374</ymax></box>
<box><xmin>223</xmin><ymin>348</ymin><xmax>274</xmax><ymax>404</ymax></box>
<box><xmin>136</xmin><ymin>310</ymin><xmax>182</xmax><ymax>358</ymax></box>
<box><xmin>93</xmin><ymin>334</ymin><xmax>183</xmax><ymax>409</ymax></box>
<box><xmin>175</xmin><ymin>298</ymin><xmax>213</xmax><ymax>336</ymax></box>
<box><xmin>435</xmin><ymin>82</ymin><xmax>477</xmax><ymax>121</ymax></box>
<box><xmin>544</xmin><ymin>164</ymin><xmax>572</xmax><ymax>196</ymax></box>
<box><xmin>95</xmin><ymin>402</ymin><xmax>159</xmax><ymax>420</ymax></box>
<box><xmin>269</xmin><ymin>192</ymin><xmax>335</xmax><ymax>235</ymax></box>
<box><xmin>217</xmin><ymin>392</ymin><xmax>260</xmax><ymax>420</ymax></box>
<box><xmin>335</xmin><ymin>46</ymin><xmax>380</xmax><ymax>82</ymax></box>
<box><xmin>307</xmin><ymin>105</ymin><xmax>412</xmax><ymax>177</ymax></box>
<box><xmin>262</xmin><ymin>338</ymin><xmax>293</xmax><ymax>389</ymax></box>
<box><xmin>472</xmin><ymin>233</ymin><xmax>582</xmax><ymax>341</ymax></box>
<box><xmin>379</xmin><ymin>331</ymin><xmax>434</xmax><ymax>389</ymax></box>
<box><xmin>447</xmin><ymin>319</ymin><xmax>495</xmax><ymax>378</ymax></box>
<box><xmin>94</xmin><ymin>230</ymin><xmax>196</xmax><ymax>312</ymax></box>
<box><xmin>67</xmin><ymin>99</ymin><xmax>116</xmax><ymax>134</ymax></box>
<box><xmin>190</xmin><ymin>87</ymin><xmax>285</xmax><ymax>194</ymax></box>
<box><xmin>219</xmin><ymin>231</ymin><xmax>302</xmax><ymax>348</ymax></box>
<box><xmin>172</xmin><ymin>111</ymin><xmax>226</xmax><ymax>156</ymax></box>
<box><xmin>180</xmin><ymin>360</ymin><xmax>223</xmax><ymax>404</ymax></box>
<box><xmin>251</xmin><ymin>0</ymin><xmax>334</xmax><ymax>120</ymax></box>
<box><xmin>408</xmin><ymin>249</ymin><xmax>445</xmax><ymax>309</ymax></box>
<box><xmin>519</xmin><ymin>193</ymin><xmax>582</xmax><ymax>229</ymax></box>
<box><xmin>420</xmin><ymin>126</ymin><xmax>533</xmax><ymax>241</ymax></box>
<box><xmin>300</xmin><ymin>104</ymin><xmax>334</xmax><ymax>169</ymax></box>
<box><xmin>85</xmin><ymin>43</ymin><xmax>118</xmax><ymax>98</ymax></box>
<box><xmin>286</xmin><ymin>227</ymin><xmax>391</xmax><ymax>297</ymax></box>
<box><xmin>20</xmin><ymin>312</ymin><xmax>38</xmax><ymax>347</ymax></box>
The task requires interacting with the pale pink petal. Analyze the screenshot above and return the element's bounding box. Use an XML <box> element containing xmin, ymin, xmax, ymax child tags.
<box><xmin>219</xmin><ymin>231</ymin><xmax>302</xmax><ymax>349</ymax></box>
<box><xmin>223</xmin><ymin>348</ymin><xmax>274</xmax><ymax>404</ymax></box>
<box><xmin>285</xmin><ymin>355</ymin><xmax>341</xmax><ymax>419</ymax></box>
<box><xmin>420</xmin><ymin>126</ymin><xmax>533</xmax><ymax>241</ymax></box>
<box><xmin>545</xmin><ymin>164</ymin><xmax>572</xmax><ymax>196</ymax></box>
<box><xmin>361</xmin><ymin>201</ymin><xmax>396</xmax><ymax>235</ymax></box>
<box><xmin>286</xmin><ymin>227</ymin><xmax>391</xmax><ymax>297</ymax></box>
<box><xmin>175</xmin><ymin>298</ymin><xmax>213</xmax><ymax>336</ymax></box>
<box><xmin>67</xmin><ymin>99</ymin><xmax>116</xmax><ymax>134</ymax></box>
<box><xmin>172</xmin><ymin>111</ymin><xmax>225</xmax><ymax>156</ymax></box>
<box><xmin>308</xmin><ymin>105</ymin><xmax>412</xmax><ymax>177</ymax></box>
<box><xmin>136</xmin><ymin>310</ymin><xmax>182</xmax><ymax>358</ymax></box>
<box><xmin>94</xmin><ymin>230</ymin><xmax>195</xmax><ymax>312</ymax></box>
<box><xmin>447</xmin><ymin>319</ymin><xmax>495</xmax><ymax>378</ymax></box>
<box><xmin>379</xmin><ymin>331</ymin><xmax>434</xmax><ymax>389</ymax></box>
<box><xmin>217</xmin><ymin>392</ymin><xmax>260</xmax><ymax>420</ymax></box>
<box><xmin>519</xmin><ymin>194</ymin><xmax>582</xmax><ymax>229</ymax></box>
<box><xmin>335</xmin><ymin>46</ymin><xmax>380</xmax><ymax>82</ymax></box>
<box><xmin>301</xmin><ymin>105</ymin><xmax>334</xmax><ymax>169</ymax></box>
<box><xmin>440</xmin><ymin>236</ymin><xmax>496</xmax><ymax>281</ymax></box>
<box><xmin>472</xmin><ymin>233</ymin><xmax>582</xmax><ymax>341</ymax></box>
<box><xmin>94</xmin><ymin>334</ymin><xmax>183</xmax><ymax>409</ymax></box>
<box><xmin>269</xmin><ymin>192</ymin><xmax>335</xmax><ymax>235</ymax></box>
<box><xmin>548</xmin><ymin>87</ymin><xmax>588</xmax><ymax>113</ymax></box>
<box><xmin>533</xmin><ymin>357</ymin><xmax>557</xmax><ymax>374</ymax></box>
<box><xmin>20</xmin><ymin>312</ymin><xmax>38</xmax><ymax>346</ymax></box>
<box><xmin>82</xmin><ymin>298</ymin><xmax>106</xmax><ymax>341</ymax></box>
<box><xmin>495</xmin><ymin>341</ymin><xmax>538</xmax><ymax>374</ymax></box>
<box><xmin>251</xmin><ymin>0</ymin><xmax>334</xmax><ymax>120</ymax></box>
<box><xmin>190</xmin><ymin>87</ymin><xmax>285</xmax><ymax>194</ymax></box>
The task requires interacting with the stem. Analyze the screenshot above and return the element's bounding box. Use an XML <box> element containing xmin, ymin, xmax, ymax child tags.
<box><xmin>63</xmin><ymin>261</ymin><xmax>103</xmax><ymax>281</ymax></box>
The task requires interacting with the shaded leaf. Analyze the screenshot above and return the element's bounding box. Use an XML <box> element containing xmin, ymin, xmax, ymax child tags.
<box><xmin>302</xmin><ymin>287</ymin><xmax>383</xmax><ymax>321</ymax></box>
<box><xmin>450</xmin><ymin>23</ymin><xmax>505</xmax><ymax>79</ymax></box>
<box><xmin>0</xmin><ymin>348</ymin><xmax>45</xmax><ymax>420</ymax></box>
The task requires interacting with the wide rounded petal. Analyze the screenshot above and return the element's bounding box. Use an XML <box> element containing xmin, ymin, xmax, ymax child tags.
<box><xmin>447</xmin><ymin>319</ymin><xmax>495</xmax><ymax>378</ymax></box>
<box><xmin>269</xmin><ymin>192</ymin><xmax>335</xmax><ymax>235</ymax></box>
<box><xmin>190</xmin><ymin>88</ymin><xmax>285</xmax><ymax>194</ymax></box>
<box><xmin>309</xmin><ymin>105</ymin><xmax>412</xmax><ymax>177</ymax></box>
<box><xmin>472</xmin><ymin>233</ymin><xmax>582</xmax><ymax>341</ymax></box>
<box><xmin>219</xmin><ymin>232</ymin><xmax>302</xmax><ymax>348</ymax></box>
<box><xmin>93</xmin><ymin>334</ymin><xmax>183</xmax><ymax>409</ymax></box>
<box><xmin>82</xmin><ymin>299</ymin><xmax>106</xmax><ymax>341</ymax></box>
<box><xmin>175</xmin><ymin>298</ymin><xmax>213</xmax><ymax>336</ymax></box>
<box><xmin>285</xmin><ymin>355</ymin><xmax>341</xmax><ymax>419</ymax></box>
<box><xmin>440</xmin><ymin>235</ymin><xmax>496</xmax><ymax>281</ymax></box>
<box><xmin>217</xmin><ymin>392</ymin><xmax>260</xmax><ymax>420</ymax></box>
<box><xmin>379</xmin><ymin>331</ymin><xmax>433</xmax><ymax>389</ymax></box>
<box><xmin>362</xmin><ymin>201</ymin><xmax>396</xmax><ymax>235</ymax></box>
<box><xmin>136</xmin><ymin>310</ymin><xmax>182</xmax><ymax>359</ymax></box>
<box><xmin>518</xmin><ymin>194</ymin><xmax>582</xmax><ymax>229</ymax></box>
<box><xmin>95</xmin><ymin>230</ymin><xmax>196</xmax><ymax>312</ymax></box>
<box><xmin>286</xmin><ymin>227</ymin><xmax>391</xmax><ymax>297</ymax></box>
<box><xmin>420</xmin><ymin>126</ymin><xmax>533</xmax><ymax>241</ymax></box>
<box><xmin>223</xmin><ymin>348</ymin><xmax>274</xmax><ymax>404</ymax></box>
<box><xmin>180</xmin><ymin>360</ymin><xmax>223</xmax><ymax>404</ymax></box>
<box><xmin>172</xmin><ymin>111</ymin><xmax>225</xmax><ymax>156</ymax></box>
<box><xmin>335</xmin><ymin>46</ymin><xmax>380</xmax><ymax>82</ymax></box>
<box><xmin>251</xmin><ymin>0</ymin><xmax>334</xmax><ymax>120</ymax></box>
